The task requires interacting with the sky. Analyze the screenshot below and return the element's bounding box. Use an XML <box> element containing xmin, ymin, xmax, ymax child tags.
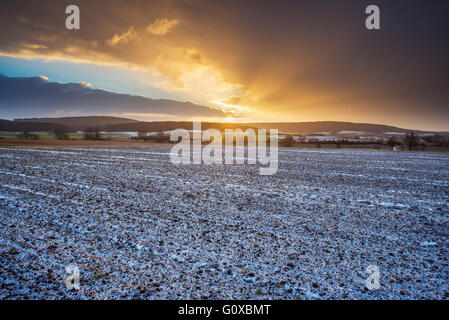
<box><xmin>0</xmin><ymin>0</ymin><xmax>448</xmax><ymax>130</ymax></box>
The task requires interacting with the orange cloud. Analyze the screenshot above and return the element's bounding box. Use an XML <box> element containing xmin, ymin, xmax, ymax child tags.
<box><xmin>107</xmin><ymin>27</ymin><xmax>138</xmax><ymax>47</ymax></box>
<box><xmin>146</xmin><ymin>18</ymin><xmax>179</xmax><ymax>35</ymax></box>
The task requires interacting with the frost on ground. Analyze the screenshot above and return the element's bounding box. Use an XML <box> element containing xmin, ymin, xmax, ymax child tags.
<box><xmin>0</xmin><ymin>146</ymin><xmax>448</xmax><ymax>299</ymax></box>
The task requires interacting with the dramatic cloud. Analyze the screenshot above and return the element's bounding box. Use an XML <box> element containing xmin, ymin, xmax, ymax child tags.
<box><xmin>146</xmin><ymin>18</ymin><xmax>179</xmax><ymax>36</ymax></box>
<box><xmin>0</xmin><ymin>0</ymin><xmax>448</xmax><ymax>129</ymax></box>
<box><xmin>107</xmin><ymin>27</ymin><xmax>137</xmax><ymax>47</ymax></box>
<box><xmin>0</xmin><ymin>74</ymin><xmax>228</xmax><ymax>120</ymax></box>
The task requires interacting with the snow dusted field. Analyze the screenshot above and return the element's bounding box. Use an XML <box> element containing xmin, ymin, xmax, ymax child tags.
<box><xmin>0</xmin><ymin>146</ymin><xmax>448</xmax><ymax>299</ymax></box>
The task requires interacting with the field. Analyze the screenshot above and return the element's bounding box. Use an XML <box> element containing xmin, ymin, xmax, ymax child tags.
<box><xmin>0</xmin><ymin>146</ymin><xmax>448</xmax><ymax>299</ymax></box>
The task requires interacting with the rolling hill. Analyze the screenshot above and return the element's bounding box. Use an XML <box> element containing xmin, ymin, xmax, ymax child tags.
<box><xmin>241</xmin><ymin>122</ymin><xmax>436</xmax><ymax>135</ymax></box>
<box><xmin>10</xmin><ymin>117</ymin><xmax>444</xmax><ymax>135</ymax></box>
<box><xmin>0</xmin><ymin>119</ymin><xmax>70</xmax><ymax>132</ymax></box>
<box><xmin>15</xmin><ymin>116</ymin><xmax>139</xmax><ymax>131</ymax></box>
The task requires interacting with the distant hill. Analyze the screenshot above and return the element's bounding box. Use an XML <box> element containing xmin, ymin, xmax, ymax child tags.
<box><xmin>5</xmin><ymin>117</ymin><xmax>445</xmax><ymax>135</ymax></box>
<box><xmin>0</xmin><ymin>119</ymin><xmax>70</xmax><ymax>132</ymax></box>
<box><xmin>15</xmin><ymin>116</ymin><xmax>139</xmax><ymax>131</ymax></box>
<box><xmin>14</xmin><ymin>117</ymin><xmax>256</xmax><ymax>132</ymax></box>
<box><xmin>241</xmin><ymin>121</ymin><xmax>437</xmax><ymax>135</ymax></box>
<box><xmin>107</xmin><ymin>120</ymin><xmax>441</xmax><ymax>135</ymax></box>
<box><xmin>1</xmin><ymin>74</ymin><xmax>228</xmax><ymax>119</ymax></box>
<box><xmin>105</xmin><ymin>121</ymin><xmax>256</xmax><ymax>132</ymax></box>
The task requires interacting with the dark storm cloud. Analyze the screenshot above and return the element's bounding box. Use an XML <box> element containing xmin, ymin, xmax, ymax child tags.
<box><xmin>0</xmin><ymin>0</ymin><xmax>448</xmax><ymax>129</ymax></box>
<box><xmin>0</xmin><ymin>74</ymin><xmax>227</xmax><ymax>119</ymax></box>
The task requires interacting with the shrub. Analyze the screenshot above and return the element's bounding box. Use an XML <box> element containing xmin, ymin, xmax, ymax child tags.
<box><xmin>16</xmin><ymin>131</ymin><xmax>39</xmax><ymax>140</ymax></box>
<box><xmin>281</xmin><ymin>135</ymin><xmax>295</xmax><ymax>147</ymax></box>
<box><xmin>83</xmin><ymin>127</ymin><xmax>103</xmax><ymax>140</ymax></box>
<box><xmin>54</xmin><ymin>128</ymin><xmax>69</xmax><ymax>140</ymax></box>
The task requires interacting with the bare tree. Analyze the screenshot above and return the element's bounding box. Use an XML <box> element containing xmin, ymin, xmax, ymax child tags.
<box><xmin>83</xmin><ymin>127</ymin><xmax>94</xmax><ymax>140</ymax></box>
<box><xmin>296</xmin><ymin>135</ymin><xmax>305</xmax><ymax>143</ymax></box>
<box><xmin>94</xmin><ymin>127</ymin><xmax>102</xmax><ymax>140</ymax></box>
<box><xmin>83</xmin><ymin>127</ymin><xmax>102</xmax><ymax>140</ymax></box>
<box><xmin>17</xmin><ymin>130</ymin><xmax>39</xmax><ymax>140</ymax></box>
<box><xmin>282</xmin><ymin>135</ymin><xmax>295</xmax><ymax>147</ymax></box>
<box><xmin>403</xmin><ymin>132</ymin><xmax>418</xmax><ymax>151</ymax></box>
<box><xmin>432</xmin><ymin>134</ymin><xmax>449</xmax><ymax>147</ymax></box>
<box><xmin>387</xmin><ymin>136</ymin><xmax>399</xmax><ymax>150</ymax></box>
<box><xmin>54</xmin><ymin>128</ymin><xmax>69</xmax><ymax>140</ymax></box>
<box><xmin>151</xmin><ymin>132</ymin><xmax>171</xmax><ymax>143</ymax></box>
<box><xmin>137</xmin><ymin>131</ymin><xmax>148</xmax><ymax>140</ymax></box>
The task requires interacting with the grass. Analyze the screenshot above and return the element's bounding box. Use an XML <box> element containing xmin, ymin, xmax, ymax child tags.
<box><xmin>0</xmin><ymin>131</ymin><xmax>58</xmax><ymax>140</ymax></box>
<box><xmin>67</xmin><ymin>133</ymin><xmax>84</xmax><ymax>140</ymax></box>
<box><xmin>0</xmin><ymin>132</ymin><xmax>17</xmax><ymax>139</ymax></box>
<box><xmin>30</xmin><ymin>131</ymin><xmax>56</xmax><ymax>140</ymax></box>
